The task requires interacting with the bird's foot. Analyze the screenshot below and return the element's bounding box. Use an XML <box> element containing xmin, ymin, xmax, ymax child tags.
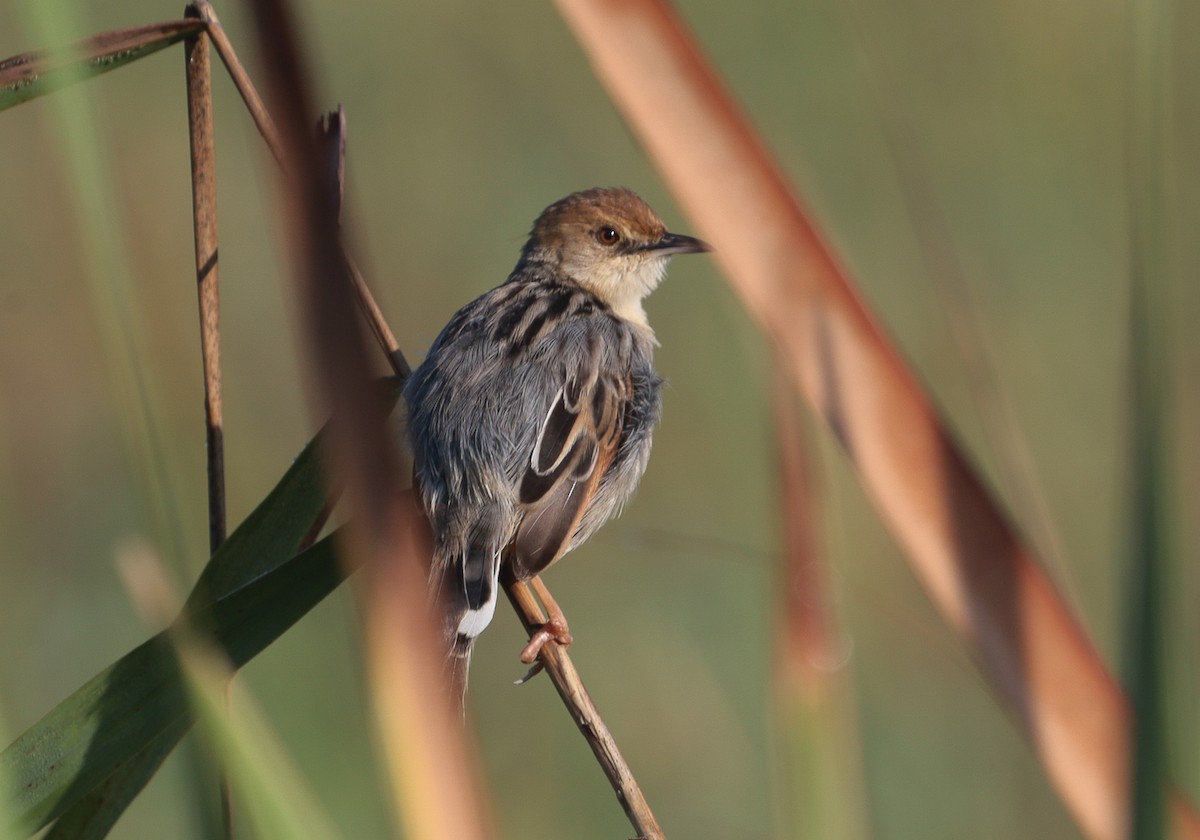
<box><xmin>509</xmin><ymin>574</ymin><xmax>572</xmax><ymax>684</ymax></box>
<box><xmin>518</xmin><ymin>614</ymin><xmax>573</xmax><ymax>665</ymax></box>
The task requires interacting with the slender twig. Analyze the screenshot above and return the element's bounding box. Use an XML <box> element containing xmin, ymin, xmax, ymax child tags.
<box><xmin>319</xmin><ymin>106</ymin><xmax>411</xmax><ymax>377</ymax></box>
<box><xmin>191</xmin><ymin>0</ymin><xmax>283</xmax><ymax>164</ymax></box>
<box><xmin>183</xmin><ymin>8</ymin><xmax>232</xmax><ymax>837</ymax></box>
<box><xmin>183</xmin><ymin>5</ymin><xmax>226</xmax><ymax>558</ymax></box>
<box><xmin>504</xmin><ymin>575</ymin><xmax>665</xmax><ymax>840</ymax></box>
<box><xmin>344</xmin><ymin>243</ymin><xmax>411</xmax><ymax>379</ymax></box>
<box><xmin>0</xmin><ymin>19</ymin><xmax>205</xmax><ymax>108</ymax></box>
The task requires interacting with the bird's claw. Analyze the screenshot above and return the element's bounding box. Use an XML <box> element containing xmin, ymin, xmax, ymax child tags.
<box><xmin>514</xmin><ymin>660</ymin><xmax>544</xmax><ymax>684</ymax></box>
<box><xmin>518</xmin><ymin>616</ymin><xmax>573</xmax><ymax>665</ymax></box>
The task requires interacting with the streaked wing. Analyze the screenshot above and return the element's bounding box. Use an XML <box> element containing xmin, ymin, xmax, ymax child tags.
<box><xmin>511</xmin><ymin>374</ymin><xmax>626</xmax><ymax>579</ymax></box>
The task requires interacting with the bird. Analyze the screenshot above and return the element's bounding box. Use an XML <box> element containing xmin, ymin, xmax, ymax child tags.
<box><xmin>403</xmin><ymin>187</ymin><xmax>709</xmax><ymax>703</ymax></box>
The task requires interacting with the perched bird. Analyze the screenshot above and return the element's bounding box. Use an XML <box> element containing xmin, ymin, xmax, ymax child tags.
<box><xmin>403</xmin><ymin>187</ymin><xmax>708</xmax><ymax>700</ymax></box>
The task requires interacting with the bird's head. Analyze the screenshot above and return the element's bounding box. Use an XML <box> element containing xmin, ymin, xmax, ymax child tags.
<box><xmin>520</xmin><ymin>187</ymin><xmax>709</xmax><ymax>328</ymax></box>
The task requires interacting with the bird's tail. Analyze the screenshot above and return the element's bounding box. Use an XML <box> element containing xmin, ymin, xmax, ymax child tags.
<box><xmin>446</xmin><ymin>633</ymin><xmax>475</xmax><ymax>716</ymax></box>
<box><xmin>431</xmin><ymin>518</ymin><xmax>503</xmax><ymax>715</ymax></box>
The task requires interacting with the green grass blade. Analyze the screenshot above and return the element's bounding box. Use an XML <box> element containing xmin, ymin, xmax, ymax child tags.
<box><xmin>0</xmin><ymin>20</ymin><xmax>205</xmax><ymax>111</ymax></box>
<box><xmin>0</xmin><ymin>716</ymin><xmax>19</xmax><ymax>840</ymax></box>
<box><xmin>41</xmin><ymin>728</ymin><xmax>185</xmax><ymax>840</ymax></box>
<box><xmin>1124</xmin><ymin>289</ymin><xmax>1169</xmax><ymax>840</ymax></box>
<box><xmin>1124</xmin><ymin>0</ymin><xmax>1172</xmax><ymax>836</ymax></box>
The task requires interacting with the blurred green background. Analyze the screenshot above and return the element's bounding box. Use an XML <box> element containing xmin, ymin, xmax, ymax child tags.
<box><xmin>1</xmin><ymin>1</ymin><xmax>1198</xmax><ymax>838</ymax></box>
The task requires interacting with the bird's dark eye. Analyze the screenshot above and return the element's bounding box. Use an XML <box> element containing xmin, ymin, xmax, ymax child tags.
<box><xmin>597</xmin><ymin>226</ymin><xmax>621</xmax><ymax>246</ymax></box>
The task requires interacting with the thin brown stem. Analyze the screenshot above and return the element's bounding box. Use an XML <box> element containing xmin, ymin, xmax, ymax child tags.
<box><xmin>344</xmin><ymin>243</ymin><xmax>411</xmax><ymax>379</ymax></box>
<box><xmin>318</xmin><ymin>107</ymin><xmax>411</xmax><ymax>379</ymax></box>
<box><xmin>504</xmin><ymin>575</ymin><xmax>665</xmax><ymax>840</ymax></box>
<box><xmin>183</xmin><ymin>6</ymin><xmax>226</xmax><ymax>557</ymax></box>
<box><xmin>191</xmin><ymin>0</ymin><xmax>283</xmax><ymax>165</ymax></box>
<box><xmin>0</xmin><ymin>19</ymin><xmax>205</xmax><ymax>108</ymax></box>
<box><xmin>183</xmin><ymin>7</ymin><xmax>231</xmax><ymax>837</ymax></box>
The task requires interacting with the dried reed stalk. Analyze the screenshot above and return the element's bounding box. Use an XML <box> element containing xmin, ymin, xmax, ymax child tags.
<box><xmin>551</xmin><ymin>1</ymin><xmax>1200</xmax><ymax>837</ymax></box>
<box><xmin>182</xmin><ymin>10</ymin><xmax>232</xmax><ymax>836</ymax></box>
<box><xmin>0</xmin><ymin>20</ymin><xmax>204</xmax><ymax>104</ymax></box>
<box><xmin>183</xmin><ymin>7</ymin><xmax>227</xmax><ymax>564</ymax></box>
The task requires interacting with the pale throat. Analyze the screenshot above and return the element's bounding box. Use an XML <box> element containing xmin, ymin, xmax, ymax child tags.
<box><xmin>575</xmin><ymin>256</ymin><xmax>668</xmax><ymax>332</ymax></box>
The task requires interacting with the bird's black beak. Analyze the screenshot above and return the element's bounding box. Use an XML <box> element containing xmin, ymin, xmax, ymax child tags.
<box><xmin>645</xmin><ymin>231</ymin><xmax>711</xmax><ymax>256</ymax></box>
